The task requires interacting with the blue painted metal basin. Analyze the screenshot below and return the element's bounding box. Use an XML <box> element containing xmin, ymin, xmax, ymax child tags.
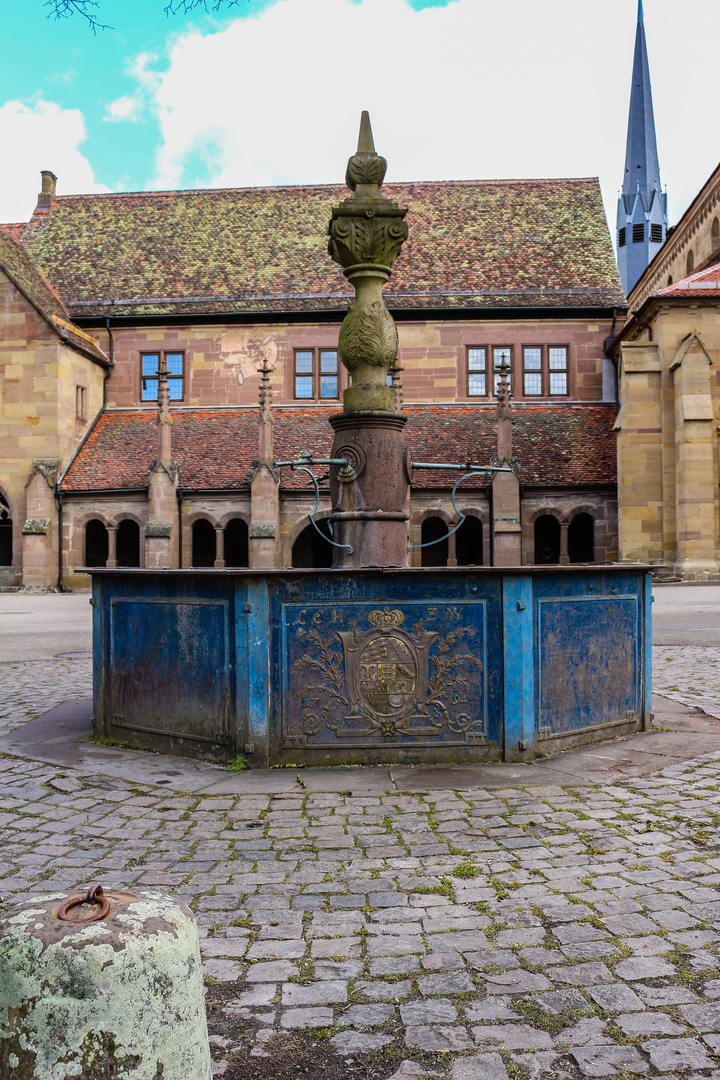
<box><xmin>89</xmin><ymin>566</ymin><xmax>652</xmax><ymax>767</ymax></box>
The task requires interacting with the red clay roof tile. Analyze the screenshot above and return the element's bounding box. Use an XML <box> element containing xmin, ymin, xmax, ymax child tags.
<box><xmin>60</xmin><ymin>404</ymin><xmax>617</xmax><ymax>493</ymax></box>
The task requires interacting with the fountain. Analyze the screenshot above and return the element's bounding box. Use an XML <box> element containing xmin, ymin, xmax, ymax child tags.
<box><xmin>89</xmin><ymin>116</ymin><xmax>652</xmax><ymax>768</ymax></box>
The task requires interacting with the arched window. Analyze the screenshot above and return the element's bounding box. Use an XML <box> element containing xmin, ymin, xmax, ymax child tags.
<box><xmin>534</xmin><ymin>515</ymin><xmax>560</xmax><ymax>564</ymax></box>
<box><xmin>192</xmin><ymin>519</ymin><xmax>216</xmax><ymax>568</ymax></box>
<box><xmin>455</xmin><ymin>516</ymin><xmax>483</xmax><ymax>566</ymax></box>
<box><xmin>225</xmin><ymin>518</ymin><xmax>249</xmax><ymax>568</ymax></box>
<box><xmin>117</xmin><ymin>520</ymin><xmax>140</xmax><ymax>567</ymax></box>
<box><xmin>421</xmin><ymin>516</ymin><xmax>449</xmax><ymax>568</ymax></box>
<box><xmin>686</xmin><ymin>250</ymin><xmax>695</xmax><ymax>275</ymax></box>
<box><xmin>85</xmin><ymin>520</ymin><xmax>109</xmax><ymax>567</ymax></box>
<box><xmin>667</xmin><ymin>275</ymin><xmax>673</xmax><ymax>287</ymax></box>
<box><xmin>568</xmin><ymin>513</ymin><xmax>595</xmax><ymax>563</ymax></box>
<box><xmin>0</xmin><ymin>494</ymin><xmax>12</xmax><ymax>566</ymax></box>
<box><xmin>712</xmin><ymin>218</ymin><xmax>720</xmax><ymax>253</ymax></box>
<box><xmin>292</xmin><ymin>520</ymin><xmax>333</xmax><ymax>568</ymax></box>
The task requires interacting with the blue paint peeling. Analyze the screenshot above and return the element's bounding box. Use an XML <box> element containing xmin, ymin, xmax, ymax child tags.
<box><xmin>90</xmin><ymin>566</ymin><xmax>651</xmax><ymax>767</ymax></box>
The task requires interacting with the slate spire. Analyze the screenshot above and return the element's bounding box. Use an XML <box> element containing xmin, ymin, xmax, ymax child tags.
<box><xmin>616</xmin><ymin>0</ymin><xmax>668</xmax><ymax>295</ymax></box>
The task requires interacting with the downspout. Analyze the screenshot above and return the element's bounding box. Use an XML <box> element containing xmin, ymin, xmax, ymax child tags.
<box><xmin>177</xmin><ymin>487</ymin><xmax>183</xmax><ymax>568</ymax></box>
<box><xmin>488</xmin><ymin>482</ymin><xmax>494</xmax><ymax>567</ymax></box>
<box><xmin>56</xmin><ymin>491</ymin><xmax>65</xmax><ymax>592</ymax></box>
<box><xmin>55</xmin><ymin>319</ymin><xmax>114</xmax><ymax>590</ymax></box>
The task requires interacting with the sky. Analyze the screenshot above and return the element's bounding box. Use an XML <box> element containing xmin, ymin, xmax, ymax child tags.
<box><xmin>0</xmin><ymin>0</ymin><xmax>717</xmax><ymax>234</ymax></box>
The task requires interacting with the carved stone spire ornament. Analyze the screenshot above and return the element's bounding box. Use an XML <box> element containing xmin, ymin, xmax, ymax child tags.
<box><xmin>495</xmin><ymin>356</ymin><xmax>513</xmax><ymax>464</ymax></box>
<box><xmin>328</xmin><ymin>111</ymin><xmax>409</xmax><ymax>413</ymax></box>
<box><xmin>326</xmin><ymin>114</ymin><xmax>411</xmax><ymax>568</ymax></box>
<box><xmin>156</xmin><ymin>353</ymin><xmax>172</xmax><ymax>464</ymax></box>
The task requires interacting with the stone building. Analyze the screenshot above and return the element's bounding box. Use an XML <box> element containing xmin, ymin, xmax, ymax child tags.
<box><xmin>0</xmin><ymin>170</ymin><xmax>624</xmax><ymax>588</ymax></box>
<box><xmin>613</xmin><ymin>161</ymin><xmax>720</xmax><ymax>578</ymax></box>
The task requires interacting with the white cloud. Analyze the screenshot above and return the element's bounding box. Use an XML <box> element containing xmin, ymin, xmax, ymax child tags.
<box><xmin>105</xmin><ymin>95</ymin><xmax>143</xmax><ymax>123</ymax></box>
<box><xmin>130</xmin><ymin>0</ymin><xmax>718</xmax><ymax>227</ymax></box>
<box><xmin>0</xmin><ymin>99</ymin><xmax>109</xmax><ymax>222</ymax></box>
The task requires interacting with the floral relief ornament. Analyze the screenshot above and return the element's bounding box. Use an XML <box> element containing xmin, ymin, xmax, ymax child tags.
<box><xmin>292</xmin><ymin>608</ymin><xmax>484</xmax><ymax>741</ymax></box>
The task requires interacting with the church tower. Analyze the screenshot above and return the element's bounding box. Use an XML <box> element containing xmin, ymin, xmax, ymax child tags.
<box><xmin>616</xmin><ymin>0</ymin><xmax>668</xmax><ymax>295</ymax></box>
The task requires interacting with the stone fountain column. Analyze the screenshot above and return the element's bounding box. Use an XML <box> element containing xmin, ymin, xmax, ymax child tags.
<box><xmin>327</xmin><ymin>113</ymin><xmax>410</xmax><ymax>568</ymax></box>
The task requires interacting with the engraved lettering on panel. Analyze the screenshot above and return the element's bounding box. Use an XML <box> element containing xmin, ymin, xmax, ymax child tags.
<box><xmin>290</xmin><ymin>606</ymin><xmax>484</xmax><ymax>743</ymax></box>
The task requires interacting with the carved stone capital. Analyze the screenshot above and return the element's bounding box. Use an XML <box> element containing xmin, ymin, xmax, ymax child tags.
<box><xmin>249</xmin><ymin>521</ymin><xmax>276</xmax><ymax>539</ymax></box>
<box><xmin>328</xmin><ymin>203</ymin><xmax>408</xmax><ymax>275</ymax></box>
<box><xmin>250</xmin><ymin>460</ymin><xmax>280</xmax><ymax>485</ymax></box>
<box><xmin>145</xmin><ymin>521</ymin><xmax>173</xmax><ymax>538</ymax></box>
<box><xmin>147</xmin><ymin>460</ymin><xmax>179</xmax><ymax>483</ymax></box>
<box><xmin>22</xmin><ymin>518</ymin><xmax>50</xmax><ymax>536</ymax></box>
<box><xmin>26</xmin><ymin>458</ymin><xmax>61</xmax><ymax>490</ymax></box>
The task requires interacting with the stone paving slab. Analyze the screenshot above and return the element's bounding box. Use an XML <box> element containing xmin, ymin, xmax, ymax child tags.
<box><xmin>5</xmin><ymin>643</ymin><xmax>720</xmax><ymax>1076</ymax></box>
<box><xmin>5</xmin><ymin>691</ymin><xmax>720</xmax><ymax>798</ymax></box>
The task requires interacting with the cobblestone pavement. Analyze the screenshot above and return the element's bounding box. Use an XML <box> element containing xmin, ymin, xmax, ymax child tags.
<box><xmin>4</xmin><ymin>752</ymin><xmax>720</xmax><ymax>1078</ymax></box>
<box><xmin>0</xmin><ymin>657</ymin><xmax>92</xmax><ymax>737</ymax></box>
<box><xmin>653</xmin><ymin>646</ymin><xmax>720</xmax><ymax>721</ymax></box>
<box><xmin>4</xmin><ymin>646</ymin><xmax>720</xmax><ymax>1076</ymax></box>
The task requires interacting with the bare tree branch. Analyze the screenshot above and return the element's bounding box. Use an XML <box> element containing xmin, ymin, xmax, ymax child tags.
<box><xmin>44</xmin><ymin>0</ymin><xmax>112</xmax><ymax>32</ymax></box>
<box><xmin>164</xmin><ymin>0</ymin><xmax>243</xmax><ymax>13</ymax></box>
<box><xmin>44</xmin><ymin>0</ymin><xmax>245</xmax><ymax>32</ymax></box>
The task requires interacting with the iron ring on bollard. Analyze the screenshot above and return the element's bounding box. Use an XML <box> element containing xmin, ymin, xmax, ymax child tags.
<box><xmin>57</xmin><ymin>884</ymin><xmax>110</xmax><ymax>923</ymax></box>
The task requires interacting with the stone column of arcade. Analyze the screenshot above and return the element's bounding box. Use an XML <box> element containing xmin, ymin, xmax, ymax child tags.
<box><xmin>327</xmin><ymin>113</ymin><xmax>411</xmax><ymax>567</ymax></box>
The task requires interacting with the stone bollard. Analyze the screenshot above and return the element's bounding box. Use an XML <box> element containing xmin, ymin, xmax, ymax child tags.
<box><xmin>0</xmin><ymin>885</ymin><xmax>212</xmax><ymax>1079</ymax></box>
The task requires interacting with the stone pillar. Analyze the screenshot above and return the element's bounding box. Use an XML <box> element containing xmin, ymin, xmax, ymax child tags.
<box><xmin>671</xmin><ymin>334</ymin><xmax>719</xmax><ymax>578</ymax></box>
<box><xmin>491</xmin><ymin>360</ymin><xmax>521</xmax><ymax>566</ymax></box>
<box><xmin>106</xmin><ymin>525</ymin><xmax>118</xmax><ymax>569</ymax></box>
<box><xmin>145</xmin><ymin>357</ymin><xmax>179</xmax><ymax>569</ymax></box>
<box><xmin>214</xmin><ymin>526</ymin><xmax>225</xmax><ymax>568</ymax></box>
<box><xmin>616</xmin><ymin>343</ymin><xmax>664</xmax><ymax>564</ymax></box>
<box><xmin>249</xmin><ymin>464</ymin><xmax>280</xmax><ymax>569</ymax></box>
<box><xmin>0</xmin><ymin>887</ymin><xmax>211</xmax><ymax>1079</ymax></box>
<box><xmin>146</xmin><ymin>465</ymin><xmax>179</xmax><ymax>569</ymax></box>
<box><xmin>22</xmin><ymin>459</ymin><xmax>60</xmax><ymax>590</ymax></box>
<box><xmin>447</xmin><ymin>526</ymin><xmax>458</xmax><ymax>567</ymax></box>
<box><xmin>326</xmin><ymin>113</ymin><xmax>411</xmax><ymax>569</ymax></box>
<box><xmin>492</xmin><ymin>470</ymin><xmax>522</xmax><ymax>566</ymax></box>
<box><xmin>329</xmin><ymin>413</ymin><xmax>409</xmax><ymax>567</ymax></box>
<box><xmin>560</xmin><ymin>522</ymin><xmax>570</xmax><ymax>565</ymax></box>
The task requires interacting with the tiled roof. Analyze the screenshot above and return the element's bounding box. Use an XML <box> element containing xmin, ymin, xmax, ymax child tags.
<box><xmin>0</xmin><ymin>228</ymin><xmax>108</xmax><ymax>364</ymax></box>
<box><xmin>16</xmin><ymin>179</ymin><xmax>624</xmax><ymax>318</ymax></box>
<box><xmin>0</xmin><ymin>222</ymin><xmax>28</xmax><ymax>243</ymax></box>
<box><xmin>59</xmin><ymin>404</ymin><xmax>617</xmax><ymax>493</ymax></box>
<box><xmin>656</xmin><ymin>253</ymin><xmax>720</xmax><ymax>299</ymax></box>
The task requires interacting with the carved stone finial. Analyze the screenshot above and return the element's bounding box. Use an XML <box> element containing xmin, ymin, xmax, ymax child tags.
<box><xmin>156</xmin><ymin>354</ymin><xmax>172</xmax><ymax>464</ymax></box>
<box><xmin>328</xmin><ymin>112</ymin><xmax>409</xmax><ymax>412</ymax></box>
<box><xmin>345</xmin><ymin>111</ymin><xmax>387</xmax><ymax>195</ymax></box>
<box><xmin>495</xmin><ymin>357</ymin><xmax>512</xmax><ymax>421</ymax></box>
<box><xmin>495</xmin><ymin>356</ymin><xmax>513</xmax><ymax>463</ymax></box>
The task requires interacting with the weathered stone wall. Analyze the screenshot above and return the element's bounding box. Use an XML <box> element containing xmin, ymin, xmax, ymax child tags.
<box><xmin>617</xmin><ymin>304</ymin><xmax>720</xmax><ymax>578</ymax></box>
<box><xmin>94</xmin><ymin>316</ymin><xmax>615</xmax><ymax>410</ymax></box>
<box><xmin>0</xmin><ymin>270</ymin><xmax>105</xmax><ymax>588</ymax></box>
<box><xmin>521</xmin><ymin>489</ymin><xmax>618</xmax><ymax>565</ymax></box>
<box><xmin>630</xmin><ymin>165</ymin><xmax>720</xmax><ymax>308</ymax></box>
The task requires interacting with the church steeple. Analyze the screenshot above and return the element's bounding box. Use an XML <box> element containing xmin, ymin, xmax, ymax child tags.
<box><xmin>616</xmin><ymin>0</ymin><xmax>668</xmax><ymax>295</ymax></box>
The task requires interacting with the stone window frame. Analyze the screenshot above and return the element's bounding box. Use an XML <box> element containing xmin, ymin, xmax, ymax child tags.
<box><xmin>293</xmin><ymin>348</ymin><xmax>340</xmax><ymax>402</ymax></box>
<box><xmin>548</xmin><ymin>345</ymin><xmax>570</xmax><ymax>396</ymax></box>
<box><xmin>522</xmin><ymin>345</ymin><xmax>544</xmax><ymax>397</ymax></box>
<box><xmin>466</xmin><ymin>346</ymin><xmax>488</xmax><ymax>398</ymax></box>
<box><xmin>75</xmin><ymin>384</ymin><xmax>88</xmax><ymax>423</ymax></box>
<box><xmin>140</xmin><ymin>351</ymin><xmax>185</xmax><ymax>403</ymax></box>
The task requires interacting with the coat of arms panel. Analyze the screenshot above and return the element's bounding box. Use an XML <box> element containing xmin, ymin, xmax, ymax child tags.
<box><xmin>281</xmin><ymin>601</ymin><xmax>487</xmax><ymax>748</ymax></box>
